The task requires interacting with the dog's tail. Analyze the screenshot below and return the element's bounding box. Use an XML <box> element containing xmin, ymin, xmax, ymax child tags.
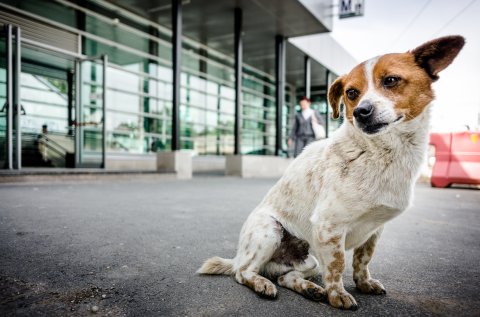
<box><xmin>197</xmin><ymin>256</ymin><xmax>234</xmax><ymax>275</ymax></box>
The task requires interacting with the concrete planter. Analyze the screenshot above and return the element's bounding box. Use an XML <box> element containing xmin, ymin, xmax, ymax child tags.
<box><xmin>157</xmin><ymin>151</ymin><xmax>193</xmax><ymax>179</ymax></box>
<box><xmin>225</xmin><ymin>155</ymin><xmax>292</xmax><ymax>178</ymax></box>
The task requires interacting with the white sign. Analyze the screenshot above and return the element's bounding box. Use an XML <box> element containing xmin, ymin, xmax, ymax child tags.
<box><xmin>339</xmin><ymin>0</ymin><xmax>364</xmax><ymax>19</ymax></box>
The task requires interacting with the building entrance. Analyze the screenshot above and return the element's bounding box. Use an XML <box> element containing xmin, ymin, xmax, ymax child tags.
<box><xmin>0</xmin><ymin>24</ymin><xmax>107</xmax><ymax>169</ymax></box>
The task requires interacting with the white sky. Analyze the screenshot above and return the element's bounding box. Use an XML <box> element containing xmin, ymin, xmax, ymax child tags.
<box><xmin>326</xmin><ymin>0</ymin><xmax>480</xmax><ymax>132</ymax></box>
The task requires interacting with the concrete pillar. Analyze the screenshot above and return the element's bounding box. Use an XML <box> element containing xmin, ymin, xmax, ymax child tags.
<box><xmin>304</xmin><ymin>55</ymin><xmax>311</xmax><ymax>98</ymax></box>
<box><xmin>157</xmin><ymin>151</ymin><xmax>192</xmax><ymax>179</ymax></box>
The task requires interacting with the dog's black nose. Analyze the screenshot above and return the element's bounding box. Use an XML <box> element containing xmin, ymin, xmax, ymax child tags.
<box><xmin>353</xmin><ymin>102</ymin><xmax>374</xmax><ymax>122</ymax></box>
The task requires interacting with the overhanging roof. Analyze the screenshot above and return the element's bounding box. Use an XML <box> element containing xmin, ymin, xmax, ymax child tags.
<box><xmin>105</xmin><ymin>0</ymin><xmax>331</xmax><ymax>87</ymax></box>
<box><xmin>286</xmin><ymin>42</ymin><xmax>328</xmax><ymax>91</ymax></box>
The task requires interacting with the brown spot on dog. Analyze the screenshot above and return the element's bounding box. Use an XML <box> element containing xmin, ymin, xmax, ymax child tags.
<box><xmin>242</xmin><ymin>273</ymin><xmax>277</xmax><ymax>298</ymax></box>
<box><xmin>239</xmin><ymin>263</ymin><xmax>249</xmax><ymax>272</ymax></box>
<box><xmin>328</xmin><ymin>251</ymin><xmax>345</xmax><ymax>274</ymax></box>
<box><xmin>326</xmin><ymin>283</ymin><xmax>341</xmax><ymax>293</ymax></box>
<box><xmin>325</xmin><ymin>274</ymin><xmax>334</xmax><ymax>283</ymax></box>
<box><xmin>324</xmin><ymin>235</ymin><xmax>341</xmax><ymax>245</ymax></box>
<box><xmin>403</xmin><ymin>132</ymin><xmax>417</xmax><ymax>146</ymax></box>
<box><xmin>353</xmin><ymin>231</ymin><xmax>380</xmax><ymax>285</ymax></box>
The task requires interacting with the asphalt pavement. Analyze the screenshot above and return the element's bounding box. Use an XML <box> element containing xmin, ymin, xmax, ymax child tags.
<box><xmin>0</xmin><ymin>177</ymin><xmax>479</xmax><ymax>316</ymax></box>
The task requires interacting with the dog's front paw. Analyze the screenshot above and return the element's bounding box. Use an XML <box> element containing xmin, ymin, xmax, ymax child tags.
<box><xmin>328</xmin><ymin>289</ymin><xmax>358</xmax><ymax>310</ymax></box>
<box><xmin>355</xmin><ymin>278</ymin><xmax>386</xmax><ymax>295</ymax></box>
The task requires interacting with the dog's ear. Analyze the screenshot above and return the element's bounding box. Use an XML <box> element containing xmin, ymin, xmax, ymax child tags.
<box><xmin>410</xmin><ymin>35</ymin><xmax>465</xmax><ymax>81</ymax></box>
<box><xmin>328</xmin><ymin>76</ymin><xmax>344</xmax><ymax>119</ymax></box>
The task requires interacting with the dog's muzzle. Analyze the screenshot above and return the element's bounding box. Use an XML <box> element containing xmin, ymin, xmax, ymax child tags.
<box><xmin>353</xmin><ymin>102</ymin><xmax>385</xmax><ymax>134</ymax></box>
<box><xmin>353</xmin><ymin>102</ymin><xmax>404</xmax><ymax>135</ymax></box>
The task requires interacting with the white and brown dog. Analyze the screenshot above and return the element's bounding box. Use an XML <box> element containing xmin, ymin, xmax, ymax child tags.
<box><xmin>198</xmin><ymin>36</ymin><xmax>465</xmax><ymax>310</ymax></box>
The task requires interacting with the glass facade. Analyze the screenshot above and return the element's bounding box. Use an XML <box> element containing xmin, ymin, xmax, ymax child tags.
<box><xmin>0</xmin><ymin>0</ymin><xmax>335</xmax><ymax>168</ymax></box>
<box><xmin>0</xmin><ymin>35</ymin><xmax>6</xmax><ymax>168</ymax></box>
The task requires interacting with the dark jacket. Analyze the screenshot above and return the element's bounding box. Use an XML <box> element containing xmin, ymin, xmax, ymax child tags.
<box><xmin>289</xmin><ymin>110</ymin><xmax>325</xmax><ymax>140</ymax></box>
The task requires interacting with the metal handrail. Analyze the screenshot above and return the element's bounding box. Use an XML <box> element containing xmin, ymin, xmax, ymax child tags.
<box><xmin>38</xmin><ymin>134</ymin><xmax>72</xmax><ymax>154</ymax></box>
<box><xmin>37</xmin><ymin>137</ymin><xmax>66</xmax><ymax>167</ymax></box>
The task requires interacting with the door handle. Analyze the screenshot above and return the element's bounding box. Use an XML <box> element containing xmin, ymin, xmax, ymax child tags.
<box><xmin>12</xmin><ymin>104</ymin><xmax>26</xmax><ymax>115</ymax></box>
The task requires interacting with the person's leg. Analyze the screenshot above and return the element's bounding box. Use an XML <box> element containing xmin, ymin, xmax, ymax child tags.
<box><xmin>294</xmin><ymin>138</ymin><xmax>305</xmax><ymax>157</ymax></box>
<box><xmin>305</xmin><ymin>136</ymin><xmax>316</xmax><ymax>147</ymax></box>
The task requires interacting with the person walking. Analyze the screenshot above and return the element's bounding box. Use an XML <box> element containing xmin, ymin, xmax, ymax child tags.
<box><xmin>288</xmin><ymin>96</ymin><xmax>325</xmax><ymax>157</ymax></box>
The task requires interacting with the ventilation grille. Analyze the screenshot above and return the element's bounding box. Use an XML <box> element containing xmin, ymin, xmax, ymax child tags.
<box><xmin>0</xmin><ymin>9</ymin><xmax>78</xmax><ymax>53</ymax></box>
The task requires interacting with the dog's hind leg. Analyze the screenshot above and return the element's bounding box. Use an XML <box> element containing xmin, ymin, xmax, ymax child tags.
<box><xmin>237</xmin><ymin>270</ymin><xmax>278</xmax><ymax>298</ymax></box>
<box><xmin>276</xmin><ymin>254</ymin><xmax>327</xmax><ymax>301</ymax></box>
<box><xmin>234</xmin><ymin>212</ymin><xmax>284</xmax><ymax>298</ymax></box>
<box><xmin>261</xmin><ymin>220</ymin><xmax>326</xmax><ymax>301</ymax></box>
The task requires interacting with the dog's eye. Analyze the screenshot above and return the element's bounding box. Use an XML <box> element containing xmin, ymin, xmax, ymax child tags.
<box><xmin>383</xmin><ymin>76</ymin><xmax>400</xmax><ymax>88</ymax></box>
<box><xmin>346</xmin><ymin>89</ymin><xmax>359</xmax><ymax>100</ymax></box>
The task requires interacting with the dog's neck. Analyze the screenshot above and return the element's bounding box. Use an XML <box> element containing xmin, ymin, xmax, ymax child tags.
<box><xmin>340</xmin><ymin>105</ymin><xmax>431</xmax><ymax>173</ymax></box>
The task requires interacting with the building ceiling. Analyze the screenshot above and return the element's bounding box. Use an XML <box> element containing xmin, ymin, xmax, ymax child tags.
<box><xmin>286</xmin><ymin>42</ymin><xmax>328</xmax><ymax>91</ymax></box>
<box><xmin>105</xmin><ymin>0</ymin><xmax>331</xmax><ymax>89</ymax></box>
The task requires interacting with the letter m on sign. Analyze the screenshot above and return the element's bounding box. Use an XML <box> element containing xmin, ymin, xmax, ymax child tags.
<box><xmin>341</xmin><ymin>0</ymin><xmax>352</xmax><ymax>12</ymax></box>
<box><xmin>339</xmin><ymin>0</ymin><xmax>364</xmax><ymax>19</ymax></box>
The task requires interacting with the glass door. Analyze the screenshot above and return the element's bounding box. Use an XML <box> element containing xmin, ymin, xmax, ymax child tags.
<box><xmin>20</xmin><ymin>37</ymin><xmax>76</xmax><ymax>168</ymax></box>
<box><xmin>76</xmin><ymin>56</ymin><xmax>107</xmax><ymax>168</ymax></box>
<box><xmin>20</xmin><ymin>61</ymin><xmax>75</xmax><ymax>168</ymax></box>
<box><xmin>1</xmin><ymin>24</ymin><xmax>107</xmax><ymax>169</ymax></box>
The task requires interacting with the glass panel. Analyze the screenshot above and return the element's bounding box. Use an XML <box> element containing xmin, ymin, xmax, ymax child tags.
<box><xmin>240</xmin><ymin>69</ymin><xmax>276</xmax><ymax>155</ymax></box>
<box><xmin>78</xmin><ymin>58</ymin><xmax>104</xmax><ymax>167</ymax></box>
<box><xmin>19</xmin><ymin>44</ymin><xmax>75</xmax><ymax>168</ymax></box>
<box><xmin>104</xmin><ymin>62</ymin><xmax>172</xmax><ymax>154</ymax></box>
<box><xmin>0</xmin><ymin>29</ymin><xmax>6</xmax><ymax>168</ymax></box>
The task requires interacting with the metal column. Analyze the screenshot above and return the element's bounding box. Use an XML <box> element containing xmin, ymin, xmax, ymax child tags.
<box><xmin>234</xmin><ymin>7</ymin><xmax>243</xmax><ymax>155</ymax></box>
<box><xmin>171</xmin><ymin>0</ymin><xmax>182</xmax><ymax>151</ymax></box>
<box><xmin>14</xmin><ymin>26</ymin><xmax>21</xmax><ymax>169</ymax></box>
<box><xmin>67</xmin><ymin>70</ymin><xmax>74</xmax><ymax>136</ymax></box>
<box><xmin>304</xmin><ymin>56</ymin><xmax>311</xmax><ymax>99</ymax></box>
<box><xmin>6</xmin><ymin>25</ymin><xmax>13</xmax><ymax>170</ymax></box>
<box><xmin>102</xmin><ymin>54</ymin><xmax>107</xmax><ymax>168</ymax></box>
<box><xmin>275</xmin><ymin>35</ymin><xmax>286</xmax><ymax>156</ymax></box>
<box><xmin>74</xmin><ymin>60</ymin><xmax>81</xmax><ymax>167</ymax></box>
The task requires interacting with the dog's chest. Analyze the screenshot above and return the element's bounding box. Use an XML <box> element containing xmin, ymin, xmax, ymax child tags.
<box><xmin>344</xmin><ymin>205</ymin><xmax>402</xmax><ymax>250</ymax></box>
<box><xmin>330</xmin><ymin>143</ymin><xmax>417</xmax><ymax>212</ymax></box>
